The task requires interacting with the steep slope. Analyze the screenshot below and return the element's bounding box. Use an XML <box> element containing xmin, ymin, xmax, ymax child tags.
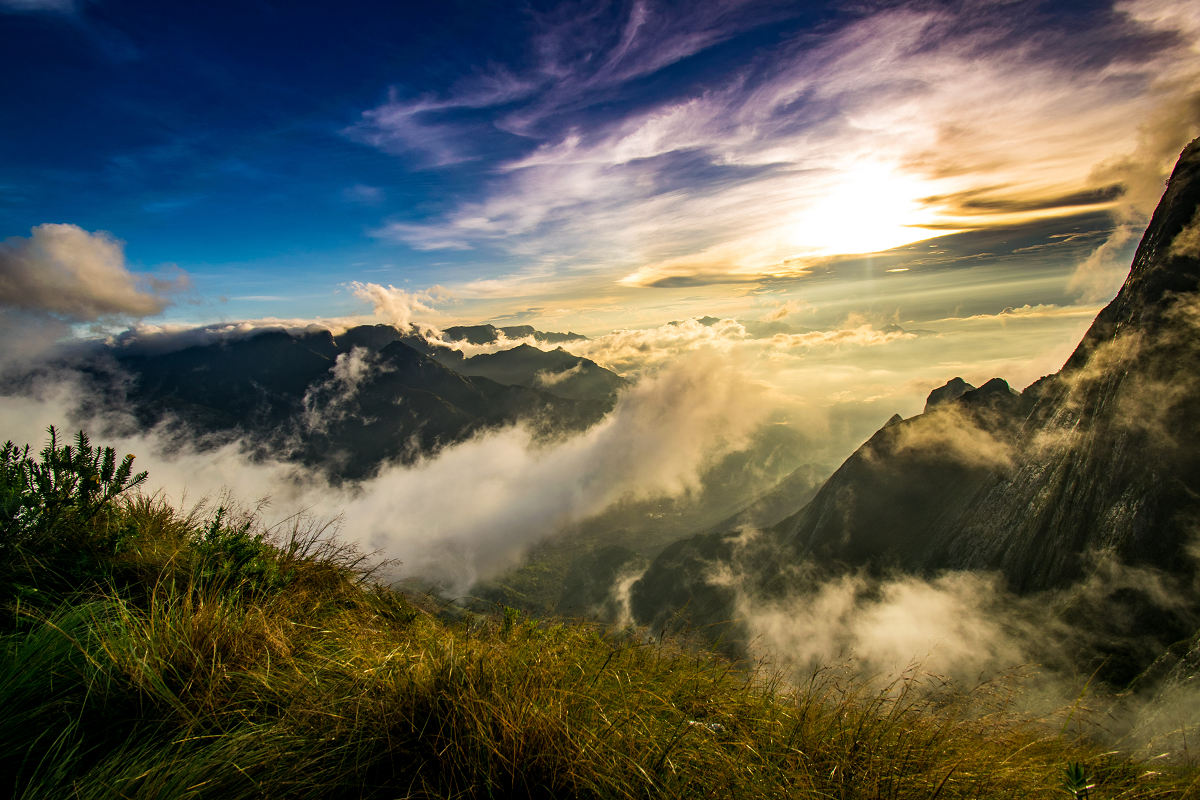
<box><xmin>701</xmin><ymin>462</ymin><xmax>833</xmax><ymax>536</ymax></box>
<box><xmin>792</xmin><ymin>137</ymin><xmax>1200</xmax><ymax>591</ymax></box>
<box><xmin>630</xmin><ymin>138</ymin><xmax>1200</xmax><ymax>656</ymax></box>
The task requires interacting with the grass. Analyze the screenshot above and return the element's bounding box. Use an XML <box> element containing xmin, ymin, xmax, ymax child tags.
<box><xmin>2</xmin><ymin>429</ymin><xmax>1199</xmax><ymax>798</ymax></box>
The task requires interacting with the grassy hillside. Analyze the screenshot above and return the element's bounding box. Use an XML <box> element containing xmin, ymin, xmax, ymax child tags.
<box><xmin>1</xmin><ymin>429</ymin><xmax>1196</xmax><ymax>798</ymax></box>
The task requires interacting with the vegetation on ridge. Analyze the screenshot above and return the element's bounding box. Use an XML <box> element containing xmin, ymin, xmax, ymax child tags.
<box><xmin>0</xmin><ymin>428</ymin><xmax>1196</xmax><ymax>798</ymax></box>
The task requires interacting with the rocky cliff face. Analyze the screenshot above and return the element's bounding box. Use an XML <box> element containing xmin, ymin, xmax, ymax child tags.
<box><xmin>631</xmin><ymin>138</ymin><xmax>1200</xmax><ymax>647</ymax></box>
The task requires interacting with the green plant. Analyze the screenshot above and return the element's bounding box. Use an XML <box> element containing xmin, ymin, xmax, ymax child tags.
<box><xmin>192</xmin><ymin>506</ymin><xmax>293</xmax><ymax>595</ymax></box>
<box><xmin>1062</xmin><ymin>761</ymin><xmax>1095</xmax><ymax>799</ymax></box>
<box><xmin>501</xmin><ymin>604</ymin><xmax>521</xmax><ymax>639</ymax></box>
<box><xmin>0</xmin><ymin>425</ymin><xmax>1196</xmax><ymax>799</ymax></box>
<box><xmin>0</xmin><ymin>428</ymin><xmax>148</xmax><ymax>610</ymax></box>
<box><xmin>0</xmin><ymin>426</ymin><xmax>146</xmax><ymax>546</ymax></box>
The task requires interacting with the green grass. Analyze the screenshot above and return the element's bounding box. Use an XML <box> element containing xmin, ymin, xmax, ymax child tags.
<box><xmin>2</xmin><ymin>429</ymin><xmax>1198</xmax><ymax>798</ymax></box>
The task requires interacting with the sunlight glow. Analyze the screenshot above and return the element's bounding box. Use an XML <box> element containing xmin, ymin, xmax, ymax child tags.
<box><xmin>790</xmin><ymin>163</ymin><xmax>951</xmax><ymax>256</ymax></box>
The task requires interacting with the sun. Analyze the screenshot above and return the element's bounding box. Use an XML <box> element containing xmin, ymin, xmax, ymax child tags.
<box><xmin>790</xmin><ymin>162</ymin><xmax>951</xmax><ymax>256</ymax></box>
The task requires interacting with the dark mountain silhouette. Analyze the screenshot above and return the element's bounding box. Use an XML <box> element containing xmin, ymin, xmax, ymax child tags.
<box><xmin>117</xmin><ymin>329</ymin><xmax>334</xmax><ymax>431</ymax></box>
<box><xmin>456</xmin><ymin>344</ymin><xmax>628</xmax><ymax>404</ymax></box>
<box><xmin>629</xmin><ymin>138</ymin><xmax>1200</xmax><ymax>681</ymax></box>
<box><xmin>441</xmin><ymin>324</ymin><xmax>587</xmax><ymax>345</ymax></box>
<box><xmin>108</xmin><ymin>326</ymin><xmax>610</xmax><ymax>479</ymax></box>
<box><xmin>297</xmin><ymin>340</ymin><xmax>607</xmax><ymax>478</ymax></box>
<box><xmin>923</xmin><ymin>376</ymin><xmax>973</xmax><ymax>411</ymax></box>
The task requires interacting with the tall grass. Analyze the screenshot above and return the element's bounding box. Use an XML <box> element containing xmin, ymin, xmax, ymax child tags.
<box><xmin>0</xmin><ymin>429</ymin><xmax>1197</xmax><ymax>798</ymax></box>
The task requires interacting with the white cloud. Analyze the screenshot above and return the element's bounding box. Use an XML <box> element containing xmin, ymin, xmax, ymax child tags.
<box><xmin>348</xmin><ymin>282</ymin><xmax>450</xmax><ymax>332</ymax></box>
<box><xmin>2</xmin><ymin>351</ymin><xmax>771</xmax><ymax>594</ymax></box>
<box><xmin>1170</xmin><ymin>207</ymin><xmax>1200</xmax><ymax>259</ymax></box>
<box><xmin>0</xmin><ymin>224</ymin><xmax>188</xmax><ymax>322</ymax></box>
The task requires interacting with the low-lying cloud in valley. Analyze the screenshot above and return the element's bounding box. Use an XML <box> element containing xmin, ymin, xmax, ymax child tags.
<box><xmin>0</xmin><ymin>346</ymin><xmax>772</xmax><ymax>593</ymax></box>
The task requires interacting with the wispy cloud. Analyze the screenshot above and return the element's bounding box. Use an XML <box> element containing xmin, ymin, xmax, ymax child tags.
<box><xmin>354</xmin><ymin>0</ymin><xmax>1200</xmax><ymax>294</ymax></box>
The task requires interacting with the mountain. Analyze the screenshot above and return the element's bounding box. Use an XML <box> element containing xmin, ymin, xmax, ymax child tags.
<box><xmin>441</xmin><ymin>324</ymin><xmax>587</xmax><ymax>345</ymax></box>
<box><xmin>773</xmin><ymin>138</ymin><xmax>1200</xmax><ymax>592</ymax></box>
<box><xmin>700</xmin><ymin>462</ymin><xmax>831</xmax><ymax>536</ymax></box>
<box><xmin>628</xmin><ymin>138</ymin><xmax>1200</xmax><ymax>678</ymax></box>
<box><xmin>455</xmin><ymin>344</ymin><xmax>628</xmax><ymax>404</ymax></box>
<box><xmin>115</xmin><ymin>329</ymin><xmax>335</xmax><ymax>431</ymax></box>
<box><xmin>471</xmin><ymin>425</ymin><xmax>824</xmax><ymax>616</ymax></box>
<box><xmin>297</xmin><ymin>340</ymin><xmax>607</xmax><ymax>478</ymax></box>
<box><xmin>105</xmin><ymin>325</ymin><xmax>610</xmax><ymax>479</ymax></box>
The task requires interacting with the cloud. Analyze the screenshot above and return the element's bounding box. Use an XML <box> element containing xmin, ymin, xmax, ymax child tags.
<box><xmin>883</xmin><ymin>404</ymin><xmax>1014</xmax><ymax>470</ymax></box>
<box><xmin>342</xmin><ymin>184</ymin><xmax>385</xmax><ymax>205</ymax></box>
<box><xmin>106</xmin><ymin>318</ymin><xmax>363</xmax><ymax>357</ymax></box>
<box><xmin>766</xmin><ymin>326</ymin><xmax>914</xmax><ymax>350</ymax></box>
<box><xmin>1065</xmin><ymin>0</ymin><xmax>1200</xmax><ymax>301</ymax></box>
<box><xmin>762</xmin><ymin>299</ymin><xmax>803</xmax><ymax>322</ymax></box>
<box><xmin>344</xmin><ymin>74</ymin><xmax>536</xmax><ymax>166</ymax></box>
<box><xmin>2</xmin><ymin>350</ymin><xmax>772</xmax><ymax>594</ymax></box>
<box><xmin>355</xmin><ymin>0</ymin><xmax>1200</xmax><ymax>294</ymax></box>
<box><xmin>0</xmin><ymin>224</ymin><xmax>189</xmax><ymax>322</ymax></box>
<box><xmin>533</xmin><ymin>362</ymin><xmax>582</xmax><ymax>388</ymax></box>
<box><xmin>348</xmin><ymin>282</ymin><xmax>450</xmax><ymax>331</ymax></box>
<box><xmin>730</xmin><ymin>566</ymin><xmax>1028</xmax><ymax>681</ymax></box>
<box><xmin>1067</xmin><ymin>224</ymin><xmax>1138</xmax><ymax>302</ymax></box>
<box><xmin>555</xmin><ymin>317</ymin><xmax>915</xmax><ymax>379</ymax></box>
<box><xmin>302</xmin><ymin>347</ymin><xmax>393</xmax><ymax>435</ymax></box>
<box><xmin>1169</xmin><ymin>206</ymin><xmax>1200</xmax><ymax>258</ymax></box>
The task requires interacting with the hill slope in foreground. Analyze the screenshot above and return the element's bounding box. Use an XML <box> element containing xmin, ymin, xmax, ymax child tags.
<box><xmin>0</xmin><ymin>431</ymin><xmax>1195</xmax><ymax>798</ymax></box>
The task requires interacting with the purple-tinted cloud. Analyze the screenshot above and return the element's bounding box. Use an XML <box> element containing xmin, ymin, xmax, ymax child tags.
<box><xmin>355</xmin><ymin>0</ymin><xmax>1200</xmax><ymax>295</ymax></box>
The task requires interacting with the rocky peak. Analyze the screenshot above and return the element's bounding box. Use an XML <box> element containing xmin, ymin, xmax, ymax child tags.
<box><xmin>924</xmin><ymin>377</ymin><xmax>974</xmax><ymax>412</ymax></box>
<box><xmin>1065</xmin><ymin>136</ymin><xmax>1200</xmax><ymax>372</ymax></box>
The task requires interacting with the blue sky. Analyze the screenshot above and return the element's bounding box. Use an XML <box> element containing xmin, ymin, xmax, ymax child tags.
<box><xmin>1</xmin><ymin>0</ymin><xmax>1198</xmax><ymax>341</ymax></box>
<box><xmin>4</xmin><ymin>0</ymin><xmax>1200</xmax><ymax>563</ymax></box>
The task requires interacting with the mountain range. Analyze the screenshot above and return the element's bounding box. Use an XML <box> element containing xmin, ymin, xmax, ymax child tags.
<box><xmin>94</xmin><ymin>324</ymin><xmax>624</xmax><ymax>480</ymax></box>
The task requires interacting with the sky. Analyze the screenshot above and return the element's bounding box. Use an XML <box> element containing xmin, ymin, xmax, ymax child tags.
<box><xmin>2</xmin><ymin>0</ymin><xmax>1200</xmax><ymax>447</ymax></box>
<box><xmin>5</xmin><ymin>0</ymin><xmax>1200</xmax><ymax>677</ymax></box>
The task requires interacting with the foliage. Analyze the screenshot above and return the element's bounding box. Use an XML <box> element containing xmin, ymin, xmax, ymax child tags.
<box><xmin>1062</xmin><ymin>762</ymin><xmax>1095</xmax><ymax>799</ymax></box>
<box><xmin>192</xmin><ymin>506</ymin><xmax>293</xmax><ymax>595</ymax></box>
<box><xmin>0</xmin><ymin>426</ymin><xmax>146</xmax><ymax>544</ymax></box>
<box><xmin>0</xmin><ymin>427</ymin><xmax>1198</xmax><ymax>798</ymax></box>
<box><xmin>0</xmin><ymin>427</ymin><xmax>148</xmax><ymax>608</ymax></box>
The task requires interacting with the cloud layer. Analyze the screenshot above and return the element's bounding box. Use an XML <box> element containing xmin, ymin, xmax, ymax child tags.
<box><xmin>0</xmin><ymin>350</ymin><xmax>771</xmax><ymax>593</ymax></box>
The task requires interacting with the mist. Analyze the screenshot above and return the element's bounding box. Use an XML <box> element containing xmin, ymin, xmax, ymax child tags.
<box><xmin>0</xmin><ymin>348</ymin><xmax>771</xmax><ymax>593</ymax></box>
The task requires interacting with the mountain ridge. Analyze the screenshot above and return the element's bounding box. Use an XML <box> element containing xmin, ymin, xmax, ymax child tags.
<box><xmin>628</xmin><ymin>138</ymin><xmax>1200</xmax><ymax>679</ymax></box>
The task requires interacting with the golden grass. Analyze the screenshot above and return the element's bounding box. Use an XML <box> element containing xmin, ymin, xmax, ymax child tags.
<box><xmin>0</xmin><ymin>492</ymin><xmax>1196</xmax><ymax>798</ymax></box>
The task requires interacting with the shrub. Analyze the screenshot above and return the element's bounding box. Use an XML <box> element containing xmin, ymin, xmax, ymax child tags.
<box><xmin>0</xmin><ymin>427</ymin><xmax>147</xmax><ymax>610</ymax></box>
<box><xmin>192</xmin><ymin>506</ymin><xmax>293</xmax><ymax>595</ymax></box>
